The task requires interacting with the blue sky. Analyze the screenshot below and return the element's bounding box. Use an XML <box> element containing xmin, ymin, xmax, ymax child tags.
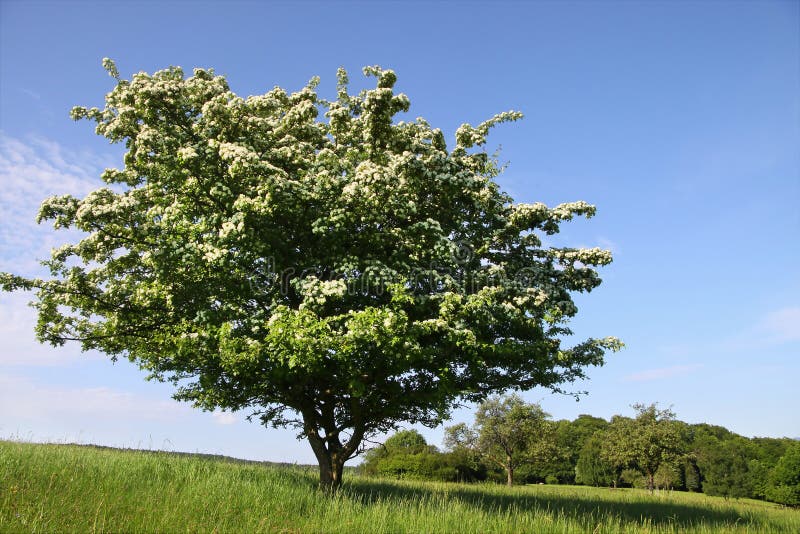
<box><xmin>1</xmin><ymin>0</ymin><xmax>798</xmax><ymax>464</ymax></box>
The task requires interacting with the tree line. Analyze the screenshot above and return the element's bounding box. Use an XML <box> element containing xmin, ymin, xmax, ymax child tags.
<box><xmin>359</xmin><ymin>395</ymin><xmax>800</xmax><ymax>507</ymax></box>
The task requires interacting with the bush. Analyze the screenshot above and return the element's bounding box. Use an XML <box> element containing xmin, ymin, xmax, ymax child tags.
<box><xmin>765</xmin><ymin>444</ymin><xmax>800</xmax><ymax>506</ymax></box>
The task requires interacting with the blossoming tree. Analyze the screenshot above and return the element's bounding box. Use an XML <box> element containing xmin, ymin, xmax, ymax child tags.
<box><xmin>1</xmin><ymin>60</ymin><xmax>621</xmax><ymax>489</ymax></box>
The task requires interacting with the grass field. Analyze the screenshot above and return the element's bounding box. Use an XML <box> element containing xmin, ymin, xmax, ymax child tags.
<box><xmin>1</xmin><ymin>440</ymin><xmax>798</xmax><ymax>533</ymax></box>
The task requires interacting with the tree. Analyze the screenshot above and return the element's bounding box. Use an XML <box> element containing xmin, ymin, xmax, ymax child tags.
<box><xmin>0</xmin><ymin>60</ymin><xmax>620</xmax><ymax>490</ymax></box>
<box><xmin>601</xmin><ymin>404</ymin><xmax>684</xmax><ymax>492</ymax></box>
<box><xmin>765</xmin><ymin>442</ymin><xmax>800</xmax><ymax>506</ymax></box>
<box><xmin>575</xmin><ymin>433</ymin><xmax>616</xmax><ymax>487</ymax></box>
<box><xmin>695</xmin><ymin>436</ymin><xmax>753</xmax><ymax>498</ymax></box>
<box><xmin>446</xmin><ymin>394</ymin><xmax>558</xmax><ymax>485</ymax></box>
<box><xmin>360</xmin><ymin>429</ymin><xmax>446</xmax><ymax>480</ymax></box>
<box><xmin>543</xmin><ymin>414</ymin><xmax>608</xmax><ymax>484</ymax></box>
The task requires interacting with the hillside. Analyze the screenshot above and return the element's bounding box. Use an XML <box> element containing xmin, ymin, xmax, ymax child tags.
<box><xmin>1</xmin><ymin>440</ymin><xmax>798</xmax><ymax>533</ymax></box>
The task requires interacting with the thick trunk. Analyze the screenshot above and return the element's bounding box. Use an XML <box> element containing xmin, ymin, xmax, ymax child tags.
<box><xmin>506</xmin><ymin>455</ymin><xmax>514</xmax><ymax>486</ymax></box>
<box><xmin>303</xmin><ymin>408</ymin><xmax>365</xmax><ymax>492</ymax></box>
<box><xmin>307</xmin><ymin>434</ymin><xmax>346</xmax><ymax>491</ymax></box>
<box><xmin>316</xmin><ymin>451</ymin><xmax>345</xmax><ymax>491</ymax></box>
<box><xmin>647</xmin><ymin>472</ymin><xmax>655</xmax><ymax>493</ymax></box>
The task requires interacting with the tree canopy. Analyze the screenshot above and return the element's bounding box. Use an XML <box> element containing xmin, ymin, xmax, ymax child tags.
<box><xmin>445</xmin><ymin>394</ymin><xmax>558</xmax><ymax>485</ymax></box>
<box><xmin>601</xmin><ymin>404</ymin><xmax>685</xmax><ymax>492</ymax></box>
<box><xmin>0</xmin><ymin>60</ymin><xmax>620</xmax><ymax>488</ymax></box>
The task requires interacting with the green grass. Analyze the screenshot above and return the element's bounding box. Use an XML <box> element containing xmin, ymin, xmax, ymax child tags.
<box><xmin>2</xmin><ymin>440</ymin><xmax>798</xmax><ymax>533</ymax></box>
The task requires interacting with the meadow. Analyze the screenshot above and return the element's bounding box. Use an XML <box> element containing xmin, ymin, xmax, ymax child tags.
<box><xmin>1</xmin><ymin>440</ymin><xmax>798</xmax><ymax>533</ymax></box>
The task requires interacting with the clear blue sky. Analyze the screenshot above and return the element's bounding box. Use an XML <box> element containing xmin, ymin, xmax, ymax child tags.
<box><xmin>1</xmin><ymin>0</ymin><xmax>798</xmax><ymax>463</ymax></box>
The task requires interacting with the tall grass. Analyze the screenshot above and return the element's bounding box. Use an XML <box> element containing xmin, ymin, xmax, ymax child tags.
<box><xmin>1</xmin><ymin>440</ymin><xmax>797</xmax><ymax>533</ymax></box>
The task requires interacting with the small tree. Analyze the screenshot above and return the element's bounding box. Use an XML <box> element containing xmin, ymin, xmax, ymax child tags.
<box><xmin>360</xmin><ymin>430</ymin><xmax>442</xmax><ymax>480</ymax></box>
<box><xmin>575</xmin><ymin>433</ymin><xmax>616</xmax><ymax>487</ymax></box>
<box><xmin>696</xmin><ymin>436</ymin><xmax>753</xmax><ymax>498</ymax></box>
<box><xmin>545</xmin><ymin>414</ymin><xmax>608</xmax><ymax>484</ymax></box>
<box><xmin>601</xmin><ymin>404</ymin><xmax>684</xmax><ymax>492</ymax></box>
<box><xmin>446</xmin><ymin>394</ymin><xmax>557</xmax><ymax>485</ymax></box>
<box><xmin>766</xmin><ymin>443</ymin><xmax>800</xmax><ymax>506</ymax></box>
<box><xmin>1</xmin><ymin>60</ymin><xmax>620</xmax><ymax>489</ymax></box>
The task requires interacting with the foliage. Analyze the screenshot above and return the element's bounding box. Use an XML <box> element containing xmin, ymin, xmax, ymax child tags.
<box><xmin>360</xmin><ymin>430</ymin><xmax>484</xmax><ymax>482</ymax></box>
<box><xmin>445</xmin><ymin>394</ymin><xmax>558</xmax><ymax>486</ymax></box>
<box><xmin>0</xmin><ymin>59</ymin><xmax>621</xmax><ymax>489</ymax></box>
<box><xmin>383</xmin><ymin>430</ymin><xmax>431</xmax><ymax>455</ymax></box>
<box><xmin>683</xmin><ymin>457</ymin><xmax>702</xmax><ymax>493</ymax></box>
<box><xmin>653</xmin><ymin>463</ymin><xmax>683</xmax><ymax>491</ymax></box>
<box><xmin>601</xmin><ymin>404</ymin><xmax>685</xmax><ymax>492</ymax></box>
<box><xmin>542</xmin><ymin>414</ymin><xmax>609</xmax><ymax>484</ymax></box>
<box><xmin>765</xmin><ymin>443</ymin><xmax>800</xmax><ymax>506</ymax></box>
<box><xmin>695</xmin><ymin>436</ymin><xmax>753</xmax><ymax>499</ymax></box>
<box><xmin>575</xmin><ymin>433</ymin><xmax>617</xmax><ymax>487</ymax></box>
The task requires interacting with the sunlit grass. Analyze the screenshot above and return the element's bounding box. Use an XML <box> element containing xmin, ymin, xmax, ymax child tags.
<box><xmin>1</xmin><ymin>440</ymin><xmax>797</xmax><ymax>533</ymax></box>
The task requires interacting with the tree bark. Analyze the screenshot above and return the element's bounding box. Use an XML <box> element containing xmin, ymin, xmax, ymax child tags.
<box><xmin>506</xmin><ymin>455</ymin><xmax>514</xmax><ymax>486</ymax></box>
<box><xmin>308</xmin><ymin>433</ymin><xmax>346</xmax><ymax>491</ymax></box>
<box><xmin>303</xmin><ymin>408</ymin><xmax>365</xmax><ymax>492</ymax></box>
<box><xmin>317</xmin><ymin>451</ymin><xmax>345</xmax><ymax>491</ymax></box>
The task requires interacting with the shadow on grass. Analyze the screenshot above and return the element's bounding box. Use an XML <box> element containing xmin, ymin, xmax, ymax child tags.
<box><xmin>341</xmin><ymin>478</ymin><xmax>758</xmax><ymax>529</ymax></box>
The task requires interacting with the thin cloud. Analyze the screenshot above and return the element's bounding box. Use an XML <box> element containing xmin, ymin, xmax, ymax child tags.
<box><xmin>0</xmin><ymin>373</ymin><xmax>190</xmax><ymax>422</ymax></box>
<box><xmin>756</xmin><ymin>307</ymin><xmax>800</xmax><ymax>344</ymax></box>
<box><xmin>715</xmin><ymin>305</ymin><xmax>800</xmax><ymax>353</ymax></box>
<box><xmin>0</xmin><ymin>133</ymin><xmax>108</xmax><ymax>276</ymax></box>
<box><xmin>597</xmin><ymin>236</ymin><xmax>620</xmax><ymax>255</ymax></box>
<box><xmin>0</xmin><ymin>291</ymin><xmax>103</xmax><ymax>367</ymax></box>
<box><xmin>19</xmin><ymin>88</ymin><xmax>42</xmax><ymax>100</ymax></box>
<box><xmin>0</xmin><ymin>135</ymin><xmax>115</xmax><ymax>368</ymax></box>
<box><xmin>623</xmin><ymin>364</ymin><xmax>703</xmax><ymax>382</ymax></box>
<box><xmin>212</xmin><ymin>410</ymin><xmax>238</xmax><ymax>425</ymax></box>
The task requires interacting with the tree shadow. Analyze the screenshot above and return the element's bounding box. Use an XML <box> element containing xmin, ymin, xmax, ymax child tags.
<box><xmin>341</xmin><ymin>478</ymin><xmax>771</xmax><ymax>530</ymax></box>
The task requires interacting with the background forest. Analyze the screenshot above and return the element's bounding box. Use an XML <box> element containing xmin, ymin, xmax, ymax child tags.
<box><xmin>360</xmin><ymin>399</ymin><xmax>800</xmax><ymax>507</ymax></box>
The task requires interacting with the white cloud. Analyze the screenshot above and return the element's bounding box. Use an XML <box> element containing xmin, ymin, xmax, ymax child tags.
<box><xmin>212</xmin><ymin>410</ymin><xmax>238</xmax><ymax>425</ymax></box>
<box><xmin>0</xmin><ymin>290</ymin><xmax>103</xmax><ymax>367</ymax></box>
<box><xmin>597</xmin><ymin>236</ymin><xmax>620</xmax><ymax>255</ymax></box>
<box><xmin>623</xmin><ymin>364</ymin><xmax>703</xmax><ymax>382</ymax></box>
<box><xmin>714</xmin><ymin>305</ymin><xmax>800</xmax><ymax>353</ymax></box>
<box><xmin>756</xmin><ymin>307</ymin><xmax>800</xmax><ymax>344</ymax></box>
<box><xmin>19</xmin><ymin>88</ymin><xmax>42</xmax><ymax>101</ymax></box>
<box><xmin>0</xmin><ymin>134</ymin><xmax>116</xmax><ymax>367</ymax></box>
<box><xmin>0</xmin><ymin>133</ymin><xmax>110</xmax><ymax>276</ymax></box>
<box><xmin>0</xmin><ymin>372</ymin><xmax>190</xmax><ymax>422</ymax></box>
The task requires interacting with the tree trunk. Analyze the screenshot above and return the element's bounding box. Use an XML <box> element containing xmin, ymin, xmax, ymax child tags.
<box><xmin>648</xmin><ymin>472</ymin><xmax>655</xmax><ymax>493</ymax></box>
<box><xmin>303</xmin><ymin>408</ymin><xmax>366</xmax><ymax>492</ymax></box>
<box><xmin>506</xmin><ymin>455</ymin><xmax>514</xmax><ymax>486</ymax></box>
<box><xmin>307</xmin><ymin>434</ymin><xmax>346</xmax><ymax>491</ymax></box>
<box><xmin>317</xmin><ymin>451</ymin><xmax>345</xmax><ymax>491</ymax></box>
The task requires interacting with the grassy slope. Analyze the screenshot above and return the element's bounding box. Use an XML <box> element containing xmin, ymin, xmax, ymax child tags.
<box><xmin>1</xmin><ymin>440</ymin><xmax>798</xmax><ymax>533</ymax></box>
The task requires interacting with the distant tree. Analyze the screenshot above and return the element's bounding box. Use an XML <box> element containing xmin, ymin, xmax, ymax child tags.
<box><xmin>598</xmin><ymin>416</ymin><xmax>636</xmax><ymax>488</ymax></box>
<box><xmin>748</xmin><ymin>436</ymin><xmax>795</xmax><ymax>500</ymax></box>
<box><xmin>653</xmin><ymin>463</ymin><xmax>682</xmax><ymax>491</ymax></box>
<box><xmin>382</xmin><ymin>430</ymin><xmax>430</xmax><ymax>454</ymax></box>
<box><xmin>751</xmin><ymin>437</ymin><xmax>794</xmax><ymax>467</ymax></box>
<box><xmin>695</xmin><ymin>436</ymin><xmax>752</xmax><ymax>498</ymax></box>
<box><xmin>601</xmin><ymin>404</ymin><xmax>684</xmax><ymax>492</ymax></box>
<box><xmin>748</xmin><ymin>459</ymin><xmax>771</xmax><ymax>500</ymax></box>
<box><xmin>359</xmin><ymin>430</ymin><xmax>421</xmax><ymax>476</ymax></box>
<box><xmin>361</xmin><ymin>430</ymin><xmax>453</xmax><ymax>480</ymax></box>
<box><xmin>442</xmin><ymin>422</ymin><xmax>487</xmax><ymax>482</ymax></box>
<box><xmin>0</xmin><ymin>60</ymin><xmax>621</xmax><ymax>490</ymax></box>
<box><xmin>575</xmin><ymin>433</ymin><xmax>616</xmax><ymax>486</ymax></box>
<box><xmin>765</xmin><ymin>443</ymin><xmax>800</xmax><ymax>506</ymax></box>
<box><xmin>445</xmin><ymin>394</ymin><xmax>557</xmax><ymax>486</ymax></box>
<box><xmin>539</xmin><ymin>415</ymin><xmax>608</xmax><ymax>484</ymax></box>
<box><xmin>683</xmin><ymin>456</ymin><xmax>702</xmax><ymax>493</ymax></box>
